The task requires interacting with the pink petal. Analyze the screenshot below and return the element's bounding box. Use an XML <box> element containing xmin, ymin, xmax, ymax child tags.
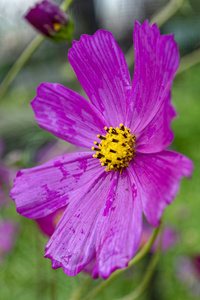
<box><xmin>68</xmin><ymin>30</ymin><xmax>132</xmax><ymax>127</ymax></box>
<box><xmin>83</xmin><ymin>255</ymin><xmax>96</xmax><ymax>274</ymax></box>
<box><xmin>36</xmin><ymin>206</ymin><xmax>66</xmax><ymax>237</ymax></box>
<box><xmin>45</xmin><ymin>170</ymin><xmax>142</xmax><ymax>279</ymax></box>
<box><xmin>31</xmin><ymin>83</ymin><xmax>107</xmax><ymax>148</ymax></box>
<box><xmin>45</xmin><ymin>171</ymin><xmax>114</xmax><ymax>276</ymax></box>
<box><xmin>136</xmin><ymin>93</ymin><xmax>177</xmax><ymax>153</ymax></box>
<box><xmin>93</xmin><ymin>171</ymin><xmax>142</xmax><ymax>279</ymax></box>
<box><xmin>127</xmin><ymin>21</ymin><xmax>179</xmax><ymax>142</ymax></box>
<box><xmin>10</xmin><ymin>152</ymin><xmax>103</xmax><ymax>219</ymax></box>
<box><xmin>129</xmin><ymin>151</ymin><xmax>193</xmax><ymax>227</ymax></box>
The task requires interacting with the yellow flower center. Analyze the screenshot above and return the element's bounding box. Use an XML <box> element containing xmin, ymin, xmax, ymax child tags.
<box><xmin>53</xmin><ymin>22</ymin><xmax>61</xmax><ymax>32</ymax></box>
<box><xmin>92</xmin><ymin>124</ymin><xmax>136</xmax><ymax>172</ymax></box>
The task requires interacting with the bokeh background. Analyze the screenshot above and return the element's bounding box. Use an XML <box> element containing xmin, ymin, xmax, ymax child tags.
<box><xmin>0</xmin><ymin>0</ymin><xmax>200</xmax><ymax>299</ymax></box>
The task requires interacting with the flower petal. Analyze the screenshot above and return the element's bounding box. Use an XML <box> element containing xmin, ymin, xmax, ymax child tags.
<box><xmin>93</xmin><ymin>170</ymin><xmax>142</xmax><ymax>279</ymax></box>
<box><xmin>36</xmin><ymin>206</ymin><xmax>66</xmax><ymax>237</ymax></box>
<box><xmin>127</xmin><ymin>21</ymin><xmax>179</xmax><ymax>136</ymax></box>
<box><xmin>136</xmin><ymin>93</ymin><xmax>177</xmax><ymax>153</ymax></box>
<box><xmin>68</xmin><ymin>30</ymin><xmax>132</xmax><ymax>126</ymax></box>
<box><xmin>45</xmin><ymin>171</ymin><xmax>114</xmax><ymax>276</ymax></box>
<box><xmin>31</xmin><ymin>83</ymin><xmax>107</xmax><ymax>148</ymax></box>
<box><xmin>10</xmin><ymin>152</ymin><xmax>103</xmax><ymax>219</ymax></box>
<box><xmin>129</xmin><ymin>151</ymin><xmax>193</xmax><ymax>227</ymax></box>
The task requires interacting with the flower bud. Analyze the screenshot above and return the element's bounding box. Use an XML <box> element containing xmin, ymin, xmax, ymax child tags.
<box><xmin>25</xmin><ymin>0</ymin><xmax>74</xmax><ymax>42</ymax></box>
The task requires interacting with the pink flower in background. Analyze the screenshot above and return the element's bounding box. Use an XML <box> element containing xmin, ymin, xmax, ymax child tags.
<box><xmin>140</xmin><ymin>222</ymin><xmax>178</xmax><ymax>253</ymax></box>
<box><xmin>0</xmin><ymin>220</ymin><xmax>19</xmax><ymax>265</ymax></box>
<box><xmin>11</xmin><ymin>21</ymin><xmax>193</xmax><ymax>279</ymax></box>
<box><xmin>176</xmin><ymin>255</ymin><xmax>200</xmax><ymax>296</ymax></box>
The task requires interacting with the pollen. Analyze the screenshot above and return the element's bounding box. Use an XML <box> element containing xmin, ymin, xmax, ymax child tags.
<box><xmin>53</xmin><ymin>22</ymin><xmax>61</xmax><ymax>31</ymax></box>
<box><xmin>92</xmin><ymin>124</ymin><xmax>136</xmax><ymax>172</ymax></box>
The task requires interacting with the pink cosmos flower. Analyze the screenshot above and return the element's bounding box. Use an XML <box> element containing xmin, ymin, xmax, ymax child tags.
<box><xmin>10</xmin><ymin>21</ymin><xmax>193</xmax><ymax>279</ymax></box>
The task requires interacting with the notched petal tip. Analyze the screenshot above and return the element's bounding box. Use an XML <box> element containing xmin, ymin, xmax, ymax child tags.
<box><xmin>31</xmin><ymin>82</ymin><xmax>51</xmax><ymax>107</ymax></box>
<box><xmin>10</xmin><ymin>169</ymin><xmax>24</xmax><ymax>199</ymax></box>
<box><xmin>181</xmin><ymin>155</ymin><xmax>194</xmax><ymax>179</ymax></box>
<box><xmin>128</xmin><ymin>18</ymin><xmax>180</xmax><ymax>140</ymax></box>
<box><xmin>134</xmin><ymin>19</ymin><xmax>157</xmax><ymax>33</ymax></box>
<box><xmin>69</xmin><ymin>29</ymin><xmax>115</xmax><ymax>61</ymax></box>
<box><xmin>68</xmin><ymin>27</ymin><xmax>132</xmax><ymax>126</ymax></box>
<box><xmin>134</xmin><ymin>19</ymin><xmax>142</xmax><ymax>27</ymax></box>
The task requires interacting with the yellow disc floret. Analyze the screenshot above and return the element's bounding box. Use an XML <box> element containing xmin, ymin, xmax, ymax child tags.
<box><xmin>53</xmin><ymin>22</ymin><xmax>61</xmax><ymax>31</ymax></box>
<box><xmin>92</xmin><ymin>124</ymin><xmax>136</xmax><ymax>172</ymax></box>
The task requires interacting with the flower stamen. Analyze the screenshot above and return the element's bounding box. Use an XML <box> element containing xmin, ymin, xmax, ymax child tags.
<box><xmin>92</xmin><ymin>124</ymin><xmax>136</xmax><ymax>172</ymax></box>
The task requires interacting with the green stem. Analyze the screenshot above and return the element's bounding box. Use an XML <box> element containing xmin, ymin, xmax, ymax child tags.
<box><xmin>0</xmin><ymin>35</ymin><xmax>44</xmax><ymax>100</ymax></box>
<box><xmin>125</xmin><ymin>0</ymin><xmax>185</xmax><ymax>68</ymax></box>
<box><xmin>0</xmin><ymin>0</ymin><xmax>73</xmax><ymax>101</ymax></box>
<box><xmin>176</xmin><ymin>47</ymin><xmax>200</xmax><ymax>76</ymax></box>
<box><xmin>50</xmin><ymin>270</ymin><xmax>57</xmax><ymax>300</ymax></box>
<box><xmin>151</xmin><ymin>0</ymin><xmax>185</xmax><ymax>27</ymax></box>
<box><xmin>69</xmin><ymin>276</ymin><xmax>92</xmax><ymax>300</ymax></box>
<box><xmin>82</xmin><ymin>225</ymin><xmax>161</xmax><ymax>300</ymax></box>
<box><xmin>61</xmin><ymin>0</ymin><xmax>74</xmax><ymax>11</ymax></box>
<box><xmin>118</xmin><ymin>226</ymin><xmax>163</xmax><ymax>300</ymax></box>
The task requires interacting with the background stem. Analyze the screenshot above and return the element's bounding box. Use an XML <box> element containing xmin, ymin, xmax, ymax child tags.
<box><xmin>82</xmin><ymin>226</ymin><xmax>161</xmax><ymax>300</ymax></box>
<box><xmin>125</xmin><ymin>0</ymin><xmax>185</xmax><ymax>68</ymax></box>
<box><xmin>118</xmin><ymin>225</ymin><xmax>163</xmax><ymax>300</ymax></box>
<box><xmin>176</xmin><ymin>47</ymin><xmax>200</xmax><ymax>75</ymax></box>
<box><xmin>0</xmin><ymin>36</ymin><xmax>44</xmax><ymax>101</ymax></box>
<box><xmin>0</xmin><ymin>0</ymin><xmax>74</xmax><ymax>101</ymax></box>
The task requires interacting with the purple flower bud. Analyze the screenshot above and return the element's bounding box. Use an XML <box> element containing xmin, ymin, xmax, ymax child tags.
<box><xmin>25</xmin><ymin>0</ymin><xmax>74</xmax><ymax>42</ymax></box>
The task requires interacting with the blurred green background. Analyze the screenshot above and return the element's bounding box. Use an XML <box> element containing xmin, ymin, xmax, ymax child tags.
<box><xmin>0</xmin><ymin>0</ymin><xmax>200</xmax><ymax>299</ymax></box>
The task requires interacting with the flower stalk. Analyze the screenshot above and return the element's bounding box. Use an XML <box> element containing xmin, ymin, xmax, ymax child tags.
<box><xmin>0</xmin><ymin>0</ymin><xmax>73</xmax><ymax>101</ymax></box>
<box><xmin>125</xmin><ymin>0</ymin><xmax>185</xmax><ymax>68</ymax></box>
<box><xmin>69</xmin><ymin>276</ymin><xmax>92</xmax><ymax>300</ymax></box>
<box><xmin>81</xmin><ymin>225</ymin><xmax>161</xmax><ymax>300</ymax></box>
<box><xmin>60</xmin><ymin>0</ymin><xmax>74</xmax><ymax>11</ymax></box>
<box><xmin>118</xmin><ymin>224</ymin><xmax>164</xmax><ymax>300</ymax></box>
<box><xmin>0</xmin><ymin>35</ymin><xmax>44</xmax><ymax>101</ymax></box>
<box><xmin>176</xmin><ymin>47</ymin><xmax>200</xmax><ymax>76</ymax></box>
